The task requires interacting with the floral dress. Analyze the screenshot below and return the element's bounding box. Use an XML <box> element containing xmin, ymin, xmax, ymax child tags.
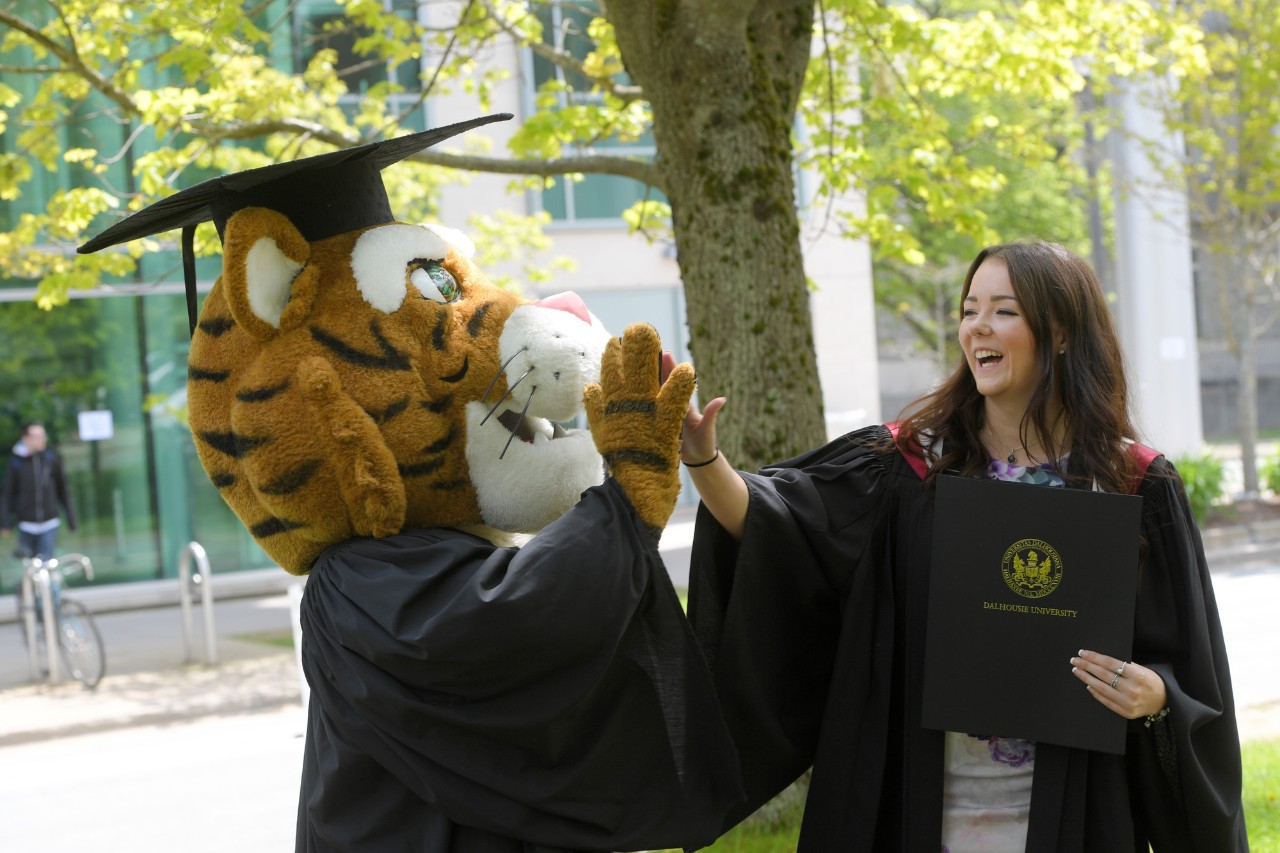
<box><xmin>940</xmin><ymin>459</ymin><xmax>1066</xmax><ymax>853</ymax></box>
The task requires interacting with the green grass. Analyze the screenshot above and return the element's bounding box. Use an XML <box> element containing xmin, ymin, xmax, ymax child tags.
<box><xmin>652</xmin><ymin>738</ymin><xmax>1279</xmax><ymax>852</ymax></box>
<box><xmin>653</xmin><ymin>821</ymin><xmax>800</xmax><ymax>853</ymax></box>
<box><xmin>671</xmin><ymin>826</ymin><xmax>801</xmax><ymax>852</ymax></box>
<box><xmin>654</xmin><ymin>785</ymin><xmax>804</xmax><ymax>853</ymax></box>
<box><xmin>1245</xmin><ymin>738</ymin><xmax>1280</xmax><ymax>849</ymax></box>
<box><xmin>1206</xmin><ymin>430</ymin><xmax>1280</xmax><ymax>444</ymax></box>
<box><xmin>232</xmin><ymin>630</ymin><xmax>295</xmax><ymax>649</ymax></box>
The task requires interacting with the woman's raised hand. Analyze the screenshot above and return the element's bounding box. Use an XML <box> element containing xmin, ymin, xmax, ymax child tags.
<box><xmin>660</xmin><ymin>351</ymin><xmax>724</xmax><ymax>466</ymax></box>
<box><xmin>659</xmin><ymin>351</ymin><xmax>746</xmax><ymax>538</ymax></box>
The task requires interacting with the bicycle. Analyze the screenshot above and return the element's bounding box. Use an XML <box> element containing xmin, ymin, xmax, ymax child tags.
<box><xmin>16</xmin><ymin>549</ymin><xmax>106</xmax><ymax>689</ymax></box>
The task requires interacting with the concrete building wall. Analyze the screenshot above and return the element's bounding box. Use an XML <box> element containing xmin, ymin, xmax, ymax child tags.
<box><xmin>1107</xmin><ymin>80</ymin><xmax>1204</xmax><ymax>456</ymax></box>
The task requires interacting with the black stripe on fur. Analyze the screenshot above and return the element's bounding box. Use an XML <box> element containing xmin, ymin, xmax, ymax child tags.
<box><xmin>440</xmin><ymin>356</ymin><xmax>469</xmax><ymax>383</ymax></box>
<box><xmin>198</xmin><ymin>316</ymin><xmax>236</xmax><ymax>337</ymax></box>
<box><xmin>369</xmin><ymin>396</ymin><xmax>411</xmax><ymax>424</ymax></box>
<box><xmin>311</xmin><ymin>320</ymin><xmax>409</xmax><ymax>371</ymax></box>
<box><xmin>429</xmin><ymin>478</ymin><xmax>469</xmax><ymax>491</ymax></box>
<box><xmin>257</xmin><ymin>459</ymin><xmax>322</xmax><ymax>495</ymax></box>
<box><xmin>250</xmin><ymin>517</ymin><xmax>306</xmax><ymax>538</ymax></box>
<box><xmin>421</xmin><ymin>426</ymin><xmax>456</xmax><ymax>455</ymax></box>
<box><xmin>199</xmin><ymin>430</ymin><xmax>270</xmax><ymax>458</ymax></box>
<box><xmin>431</xmin><ymin>314</ymin><xmax>447</xmax><ymax>351</ymax></box>
<box><xmin>398</xmin><ymin>457</ymin><xmax>446</xmax><ymax>478</ymax></box>
<box><xmin>603</xmin><ymin>448</ymin><xmax>671</xmax><ymax>471</ymax></box>
<box><xmin>236</xmin><ymin>379</ymin><xmax>291</xmax><ymax>403</ymax></box>
<box><xmin>423</xmin><ymin>395</ymin><xmax>453</xmax><ymax>414</ymax></box>
<box><xmin>189</xmin><ymin>366</ymin><xmax>231</xmax><ymax>383</ymax></box>
<box><xmin>467</xmin><ymin>302</ymin><xmax>493</xmax><ymax>337</ymax></box>
<box><xmin>604</xmin><ymin>399</ymin><xmax>658</xmax><ymax>415</ymax></box>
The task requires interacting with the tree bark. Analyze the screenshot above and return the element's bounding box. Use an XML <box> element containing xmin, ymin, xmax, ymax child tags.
<box><xmin>607</xmin><ymin>0</ymin><xmax>826</xmax><ymax>471</ymax></box>
<box><xmin>1230</xmin><ymin>239</ymin><xmax>1261</xmax><ymax>495</ymax></box>
<box><xmin>1236</xmin><ymin>308</ymin><xmax>1260</xmax><ymax>495</ymax></box>
<box><xmin>1213</xmin><ymin>232</ymin><xmax>1261</xmax><ymax>497</ymax></box>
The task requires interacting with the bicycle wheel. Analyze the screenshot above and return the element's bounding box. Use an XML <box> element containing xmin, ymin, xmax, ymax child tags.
<box><xmin>57</xmin><ymin>598</ymin><xmax>106</xmax><ymax>688</ymax></box>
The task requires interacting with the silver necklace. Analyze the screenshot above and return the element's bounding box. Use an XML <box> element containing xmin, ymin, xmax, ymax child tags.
<box><xmin>985</xmin><ymin>428</ymin><xmax>1042</xmax><ymax>465</ymax></box>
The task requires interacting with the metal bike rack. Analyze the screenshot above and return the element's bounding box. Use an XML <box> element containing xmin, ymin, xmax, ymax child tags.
<box><xmin>21</xmin><ymin>554</ymin><xmax>94</xmax><ymax>685</ymax></box>
<box><xmin>38</xmin><ymin>564</ymin><xmax>59</xmax><ymax>684</ymax></box>
<box><xmin>178</xmin><ymin>541</ymin><xmax>218</xmax><ymax>665</ymax></box>
<box><xmin>20</xmin><ymin>561</ymin><xmax>41</xmax><ymax>680</ymax></box>
<box><xmin>20</xmin><ymin>560</ymin><xmax>59</xmax><ymax>683</ymax></box>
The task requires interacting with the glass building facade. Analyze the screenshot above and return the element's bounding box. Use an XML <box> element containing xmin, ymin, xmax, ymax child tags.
<box><xmin>1</xmin><ymin>0</ymin><xmax>680</xmax><ymax>591</ymax></box>
<box><xmin>0</xmin><ymin>2</ymin><xmax>271</xmax><ymax>591</ymax></box>
<box><xmin>0</xmin><ymin>284</ymin><xmax>275</xmax><ymax>592</ymax></box>
<box><xmin>0</xmin><ymin>0</ymin><xmax>445</xmax><ymax>590</ymax></box>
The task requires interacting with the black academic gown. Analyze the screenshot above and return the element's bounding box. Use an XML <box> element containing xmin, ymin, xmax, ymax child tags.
<box><xmin>296</xmin><ymin>478</ymin><xmax>745</xmax><ymax>852</ymax></box>
<box><xmin>687</xmin><ymin>425</ymin><xmax>1248</xmax><ymax>853</ymax></box>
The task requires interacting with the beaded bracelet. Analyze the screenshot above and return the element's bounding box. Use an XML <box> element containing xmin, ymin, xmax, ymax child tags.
<box><xmin>1144</xmin><ymin>706</ymin><xmax>1170</xmax><ymax>728</ymax></box>
<box><xmin>683</xmin><ymin>449</ymin><xmax>720</xmax><ymax>468</ymax></box>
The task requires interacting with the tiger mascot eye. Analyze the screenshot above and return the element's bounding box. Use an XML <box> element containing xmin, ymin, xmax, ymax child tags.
<box><xmin>79</xmin><ymin>116</ymin><xmax>744</xmax><ymax>851</ymax></box>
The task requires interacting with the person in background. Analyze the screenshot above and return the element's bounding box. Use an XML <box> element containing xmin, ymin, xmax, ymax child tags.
<box><xmin>675</xmin><ymin>241</ymin><xmax>1247</xmax><ymax>851</ymax></box>
<box><xmin>2</xmin><ymin>423</ymin><xmax>77</xmax><ymax>561</ymax></box>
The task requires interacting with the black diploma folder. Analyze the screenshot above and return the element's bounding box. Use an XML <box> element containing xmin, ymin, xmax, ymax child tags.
<box><xmin>921</xmin><ymin>474</ymin><xmax>1143</xmax><ymax>754</ymax></box>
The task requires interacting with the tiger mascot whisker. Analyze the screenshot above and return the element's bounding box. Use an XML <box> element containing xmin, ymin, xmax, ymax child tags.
<box><xmin>480</xmin><ymin>363</ymin><xmax>534</xmax><ymax>427</ymax></box>
<box><xmin>480</xmin><ymin>347</ymin><xmax>529</xmax><ymax>406</ymax></box>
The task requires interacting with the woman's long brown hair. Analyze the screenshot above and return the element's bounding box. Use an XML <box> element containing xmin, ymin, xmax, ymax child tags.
<box><xmin>894</xmin><ymin>241</ymin><xmax>1139</xmax><ymax>494</ymax></box>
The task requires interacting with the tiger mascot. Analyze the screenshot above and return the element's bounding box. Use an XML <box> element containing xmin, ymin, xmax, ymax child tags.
<box><xmin>188</xmin><ymin>210</ymin><xmax>656</xmax><ymax>573</ymax></box>
<box><xmin>79</xmin><ymin>117</ymin><xmax>744</xmax><ymax>852</ymax></box>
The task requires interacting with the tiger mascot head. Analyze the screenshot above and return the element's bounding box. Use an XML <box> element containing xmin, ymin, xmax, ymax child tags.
<box><xmin>79</xmin><ymin>115</ymin><xmax>693</xmax><ymax>574</ymax></box>
<box><xmin>187</xmin><ymin>210</ymin><xmax>613</xmax><ymax>573</ymax></box>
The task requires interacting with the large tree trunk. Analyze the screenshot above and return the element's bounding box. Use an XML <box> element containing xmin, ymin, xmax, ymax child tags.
<box><xmin>1236</xmin><ymin>317</ymin><xmax>1260</xmax><ymax>495</ymax></box>
<box><xmin>1211</xmin><ymin>235</ymin><xmax>1261</xmax><ymax>496</ymax></box>
<box><xmin>1232</xmin><ymin>264</ymin><xmax>1261</xmax><ymax>496</ymax></box>
<box><xmin>608</xmin><ymin>0</ymin><xmax>825</xmax><ymax>471</ymax></box>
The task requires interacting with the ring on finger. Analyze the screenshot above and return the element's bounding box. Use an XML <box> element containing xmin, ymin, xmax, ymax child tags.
<box><xmin>1116</xmin><ymin>661</ymin><xmax>1127</xmax><ymax>678</ymax></box>
<box><xmin>1110</xmin><ymin>672</ymin><xmax>1122</xmax><ymax>689</ymax></box>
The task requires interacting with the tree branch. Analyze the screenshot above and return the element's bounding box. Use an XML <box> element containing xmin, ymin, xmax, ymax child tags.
<box><xmin>0</xmin><ymin>64</ymin><xmax>65</xmax><ymax>75</ymax></box>
<box><xmin>384</xmin><ymin>0</ymin><xmax>478</xmax><ymax>134</ymax></box>
<box><xmin>412</xmin><ymin>149</ymin><xmax>661</xmax><ymax>188</ymax></box>
<box><xmin>0</xmin><ymin>8</ymin><xmax>137</xmax><ymax>115</ymax></box>
<box><xmin>875</xmin><ymin>290</ymin><xmax>940</xmax><ymax>353</ymax></box>
<box><xmin>479</xmin><ymin>0</ymin><xmax>643</xmax><ymax>102</ymax></box>
<box><xmin>187</xmin><ymin>117</ymin><xmax>663</xmax><ymax>188</ymax></box>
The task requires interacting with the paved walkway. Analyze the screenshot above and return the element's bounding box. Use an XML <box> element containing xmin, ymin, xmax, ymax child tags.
<box><xmin>0</xmin><ymin>594</ymin><xmax>303</xmax><ymax>745</ymax></box>
<box><xmin>0</xmin><ymin>516</ymin><xmax>1275</xmax><ymax>853</ymax></box>
<box><xmin>1</xmin><ymin>513</ymin><xmax>1276</xmax><ymax>745</ymax></box>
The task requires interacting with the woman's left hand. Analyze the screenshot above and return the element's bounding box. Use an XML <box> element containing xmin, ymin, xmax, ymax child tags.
<box><xmin>1070</xmin><ymin>649</ymin><xmax>1168</xmax><ymax>720</ymax></box>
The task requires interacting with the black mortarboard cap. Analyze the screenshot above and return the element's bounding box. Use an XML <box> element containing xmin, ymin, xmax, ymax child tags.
<box><xmin>78</xmin><ymin>113</ymin><xmax>512</xmax><ymax>334</ymax></box>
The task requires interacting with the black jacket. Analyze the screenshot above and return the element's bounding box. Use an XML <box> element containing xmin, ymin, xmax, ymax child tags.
<box><xmin>1</xmin><ymin>449</ymin><xmax>76</xmax><ymax>531</ymax></box>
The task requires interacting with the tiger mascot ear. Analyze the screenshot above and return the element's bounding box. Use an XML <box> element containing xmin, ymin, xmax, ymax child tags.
<box><xmin>222</xmin><ymin>207</ymin><xmax>313</xmax><ymax>340</ymax></box>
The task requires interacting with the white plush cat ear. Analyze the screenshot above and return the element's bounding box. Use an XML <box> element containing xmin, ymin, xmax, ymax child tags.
<box><xmin>423</xmin><ymin>224</ymin><xmax>476</xmax><ymax>260</ymax></box>
<box><xmin>222</xmin><ymin>207</ymin><xmax>311</xmax><ymax>340</ymax></box>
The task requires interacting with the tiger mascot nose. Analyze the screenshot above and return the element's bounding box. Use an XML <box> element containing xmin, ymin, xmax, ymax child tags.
<box><xmin>533</xmin><ymin>291</ymin><xmax>592</xmax><ymax>325</ymax></box>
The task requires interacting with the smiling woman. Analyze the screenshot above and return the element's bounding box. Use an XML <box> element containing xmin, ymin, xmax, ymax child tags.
<box><xmin>678</xmin><ymin>241</ymin><xmax>1249</xmax><ymax>852</ymax></box>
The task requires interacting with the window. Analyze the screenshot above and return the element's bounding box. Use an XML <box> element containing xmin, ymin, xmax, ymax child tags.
<box><xmin>294</xmin><ymin>0</ymin><xmax>427</xmax><ymax>129</ymax></box>
<box><xmin>527</xmin><ymin>2</ymin><xmax>664</xmax><ymax>225</ymax></box>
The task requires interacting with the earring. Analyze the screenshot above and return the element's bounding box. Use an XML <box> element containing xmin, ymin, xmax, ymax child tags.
<box><xmin>1058</xmin><ymin>348</ymin><xmax>1065</xmax><ymax>355</ymax></box>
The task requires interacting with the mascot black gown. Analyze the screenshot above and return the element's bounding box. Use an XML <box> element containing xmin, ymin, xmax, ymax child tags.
<box><xmin>80</xmin><ymin>114</ymin><xmax>745</xmax><ymax>852</ymax></box>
